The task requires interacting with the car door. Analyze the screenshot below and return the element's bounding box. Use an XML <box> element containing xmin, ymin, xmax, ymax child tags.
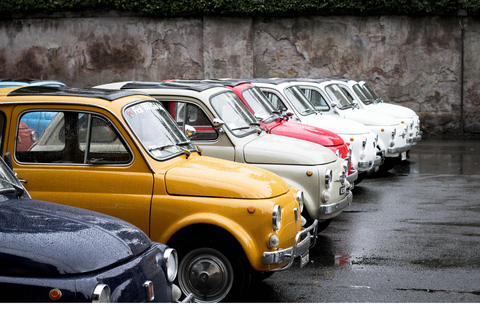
<box><xmin>9</xmin><ymin>106</ymin><xmax>154</xmax><ymax>235</ymax></box>
<box><xmin>159</xmin><ymin>99</ymin><xmax>236</xmax><ymax>161</ymax></box>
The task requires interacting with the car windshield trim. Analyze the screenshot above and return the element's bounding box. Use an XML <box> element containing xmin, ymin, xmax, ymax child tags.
<box><xmin>283</xmin><ymin>86</ymin><xmax>318</xmax><ymax>116</ymax></box>
<box><xmin>209</xmin><ymin>91</ymin><xmax>264</xmax><ymax>137</ymax></box>
<box><xmin>123</xmin><ymin>100</ymin><xmax>197</xmax><ymax>161</ymax></box>
<box><xmin>325</xmin><ymin>84</ymin><xmax>353</xmax><ymax>110</ymax></box>
<box><xmin>241</xmin><ymin>87</ymin><xmax>279</xmax><ymax>122</ymax></box>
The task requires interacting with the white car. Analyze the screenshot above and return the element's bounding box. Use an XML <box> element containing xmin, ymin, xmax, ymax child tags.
<box><xmin>95</xmin><ymin>81</ymin><xmax>353</xmax><ymax>232</ymax></box>
<box><xmin>294</xmin><ymin>79</ymin><xmax>411</xmax><ymax>166</ymax></box>
<box><xmin>352</xmin><ymin>80</ymin><xmax>422</xmax><ymax>145</ymax></box>
<box><xmin>248</xmin><ymin>78</ymin><xmax>382</xmax><ymax>183</ymax></box>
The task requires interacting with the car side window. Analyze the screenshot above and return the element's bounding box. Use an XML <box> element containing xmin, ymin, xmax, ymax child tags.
<box><xmin>16</xmin><ymin>111</ymin><xmax>132</xmax><ymax>164</ymax></box>
<box><xmin>164</xmin><ymin>101</ymin><xmax>218</xmax><ymax>140</ymax></box>
<box><xmin>300</xmin><ymin>88</ymin><xmax>329</xmax><ymax>111</ymax></box>
<box><xmin>263</xmin><ymin>92</ymin><xmax>287</xmax><ymax>111</ymax></box>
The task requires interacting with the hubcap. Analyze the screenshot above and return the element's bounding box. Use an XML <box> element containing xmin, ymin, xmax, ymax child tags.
<box><xmin>179</xmin><ymin>248</ymin><xmax>234</xmax><ymax>303</ymax></box>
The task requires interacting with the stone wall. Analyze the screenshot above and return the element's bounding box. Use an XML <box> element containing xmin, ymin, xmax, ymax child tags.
<box><xmin>0</xmin><ymin>12</ymin><xmax>478</xmax><ymax>137</ymax></box>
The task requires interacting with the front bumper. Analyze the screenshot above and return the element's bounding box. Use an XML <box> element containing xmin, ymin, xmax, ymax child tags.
<box><xmin>387</xmin><ymin>144</ymin><xmax>411</xmax><ymax>155</ymax></box>
<box><xmin>357</xmin><ymin>159</ymin><xmax>374</xmax><ymax>172</ymax></box>
<box><xmin>346</xmin><ymin>168</ymin><xmax>358</xmax><ymax>184</ymax></box>
<box><xmin>319</xmin><ymin>190</ymin><xmax>353</xmax><ymax>215</ymax></box>
<box><xmin>262</xmin><ymin>219</ymin><xmax>318</xmax><ymax>270</ymax></box>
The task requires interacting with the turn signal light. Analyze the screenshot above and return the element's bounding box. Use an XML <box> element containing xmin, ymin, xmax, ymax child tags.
<box><xmin>49</xmin><ymin>289</ymin><xmax>62</xmax><ymax>301</ymax></box>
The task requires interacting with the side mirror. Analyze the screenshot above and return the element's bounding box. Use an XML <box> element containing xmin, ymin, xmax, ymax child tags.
<box><xmin>330</xmin><ymin>102</ymin><xmax>338</xmax><ymax>108</ymax></box>
<box><xmin>185</xmin><ymin>125</ymin><xmax>197</xmax><ymax>138</ymax></box>
<box><xmin>212</xmin><ymin>118</ymin><xmax>225</xmax><ymax>131</ymax></box>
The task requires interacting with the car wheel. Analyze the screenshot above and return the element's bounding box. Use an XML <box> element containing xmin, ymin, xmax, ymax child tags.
<box><xmin>316</xmin><ymin>219</ymin><xmax>332</xmax><ymax>233</ymax></box>
<box><xmin>177</xmin><ymin>243</ymin><xmax>250</xmax><ymax>303</ymax></box>
<box><xmin>355</xmin><ymin>171</ymin><xmax>367</xmax><ymax>185</ymax></box>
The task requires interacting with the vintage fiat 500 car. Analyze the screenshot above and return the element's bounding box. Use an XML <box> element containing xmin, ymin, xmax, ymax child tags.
<box><xmin>301</xmin><ymin>79</ymin><xmax>411</xmax><ymax>165</ymax></box>
<box><xmin>0</xmin><ymin>155</ymin><xmax>180</xmax><ymax>303</ymax></box>
<box><xmin>178</xmin><ymin>79</ymin><xmax>357</xmax><ymax>186</ymax></box>
<box><xmin>247</xmin><ymin>78</ymin><xmax>381</xmax><ymax>183</ymax></box>
<box><xmin>352</xmin><ymin>80</ymin><xmax>422</xmax><ymax>145</ymax></box>
<box><xmin>0</xmin><ymin>86</ymin><xmax>315</xmax><ymax>303</ymax></box>
<box><xmin>96</xmin><ymin>81</ymin><xmax>351</xmax><ymax>232</ymax></box>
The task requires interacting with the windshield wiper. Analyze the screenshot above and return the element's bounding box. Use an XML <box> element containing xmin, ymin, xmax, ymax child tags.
<box><xmin>148</xmin><ymin>143</ymin><xmax>176</xmax><ymax>152</ymax></box>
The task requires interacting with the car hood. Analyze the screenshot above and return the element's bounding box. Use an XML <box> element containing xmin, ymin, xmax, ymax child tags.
<box><xmin>369</xmin><ymin>102</ymin><xmax>417</xmax><ymax>118</ymax></box>
<box><xmin>342</xmin><ymin>109</ymin><xmax>400</xmax><ymax>126</ymax></box>
<box><xmin>165</xmin><ymin>155</ymin><xmax>290</xmax><ymax>198</ymax></box>
<box><xmin>268</xmin><ymin>120</ymin><xmax>345</xmax><ymax>147</ymax></box>
<box><xmin>243</xmin><ymin>134</ymin><xmax>337</xmax><ymax>165</ymax></box>
<box><xmin>0</xmin><ymin>199</ymin><xmax>151</xmax><ymax>277</ymax></box>
<box><xmin>303</xmin><ymin>114</ymin><xmax>370</xmax><ymax>135</ymax></box>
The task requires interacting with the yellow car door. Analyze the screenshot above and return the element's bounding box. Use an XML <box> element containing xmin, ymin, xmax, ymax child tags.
<box><xmin>10</xmin><ymin>105</ymin><xmax>154</xmax><ymax>235</ymax></box>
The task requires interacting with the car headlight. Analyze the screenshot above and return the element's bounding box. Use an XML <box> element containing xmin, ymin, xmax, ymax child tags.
<box><xmin>325</xmin><ymin>169</ymin><xmax>333</xmax><ymax>189</ymax></box>
<box><xmin>296</xmin><ymin>190</ymin><xmax>304</xmax><ymax>212</ymax></box>
<box><xmin>321</xmin><ymin>190</ymin><xmax>331</xmax><ymax>203</ymax></box>
<box><xmin>92</xmin><ymin>284</ymin><xmax>111</xmax><ymax>303</ymax></box>
<box><xmin>272</xmin><ymin>204</ymin><xmax>282</xmax><ymax>230</ymax></box>
<box><xmin>162</xmin><ymin>248</ymin><xmax>178</xmax><ymax>283</ymax></box>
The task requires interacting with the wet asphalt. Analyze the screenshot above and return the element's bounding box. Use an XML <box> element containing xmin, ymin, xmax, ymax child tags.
<box><xmin>241</xmin><ymin>139</ymin><xmax>480</xmax><ymax>303</ymax></box>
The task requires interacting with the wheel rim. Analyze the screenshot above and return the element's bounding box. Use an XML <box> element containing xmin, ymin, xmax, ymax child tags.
<box><xmin>178</xmin><ymin>247</ymin><xmax>234</xmax><ymax>303</ymax></box>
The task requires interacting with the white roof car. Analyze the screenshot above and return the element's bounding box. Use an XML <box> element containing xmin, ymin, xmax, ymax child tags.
<box><xmin>352</xmin><ymin>80</ymin><xmax>422</xmax><ymax>145</ymax></box>
<box><xmin>293</xmin><ymin>79</ymin><xmax>411</xmax><ymax>165</ymax></box>
<box><xmin>247</xmin><ymin>79</ymin><xmax>382</xmax><ymax>182</ymax></box>
<box><xmin>95</xmin><ymin>81</ymin><xmax>353</xmax><ymax>232</ymax></box>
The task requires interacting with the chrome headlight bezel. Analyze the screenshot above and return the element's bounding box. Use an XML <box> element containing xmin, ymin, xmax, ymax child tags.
<box><xmin>92</xmin><ymin>284</ymin><xmax>111</xmax><ymax>303</ymax></box>
<box><xmin>162</xmin><ymin>248</ymin><xmax>178</xmax><ymax>283</ymax></box>
<box><xmin>272</xmin><ymin>204</ymin><xmax>282</xmax><ymax>230</ymax></box>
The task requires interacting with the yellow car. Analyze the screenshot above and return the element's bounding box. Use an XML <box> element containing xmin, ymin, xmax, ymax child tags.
<box><xmin>0</xmin><ymin>86</ymin><xmax>316</xmax><ymax>303</ymax></box>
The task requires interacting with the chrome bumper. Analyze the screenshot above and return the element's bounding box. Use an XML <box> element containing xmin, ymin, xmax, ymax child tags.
<box><xmin>357</xmin><ymin>160</ymin><xmax>374</xmax><ymax>172</ymax></box>
<box><xmin>411</xmin><ymin>135</ymin><xmax>422</xmax><ymax>142</ymax></box>
<box><xmin>262</xmin><ymin>219</ymin><xmax>318</xmax><ymax>271</ymax></box>
<box><xmin>346</xmin><ymin>168</ymin><xmax>358</xmax><ymax>184</ymax></box>
<box><xmin>387</xmin><ymin>144</ymin><xmax>411</xmax><ymax>155</ymax></box>
<box><xmin>319</xmin><ymin>190</ymin><xmax>353</xmax><ymax>215</ymax></box>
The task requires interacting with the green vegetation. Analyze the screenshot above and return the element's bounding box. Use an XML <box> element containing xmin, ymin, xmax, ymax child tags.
<box><xmin>1</xmin><ymin>0</ymin><xmax>479</xmax><ymax>17</ymax></box>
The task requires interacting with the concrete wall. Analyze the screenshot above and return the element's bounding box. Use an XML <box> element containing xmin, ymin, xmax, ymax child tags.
<box><xmin>0</xmin><ymin>12</ymin><xmax>478</xmax><ymax>137</ymax></box>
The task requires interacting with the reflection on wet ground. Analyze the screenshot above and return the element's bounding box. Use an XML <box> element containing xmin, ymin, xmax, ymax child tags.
<box><xmin>240</xmin><ymin>139</ymin><xmax>480</xmax><ymax>303</ymax></box>
<box><xmin>400</xmin><ymin>139</ymin><xmax>480</xmax><ymax>175</ymax></box>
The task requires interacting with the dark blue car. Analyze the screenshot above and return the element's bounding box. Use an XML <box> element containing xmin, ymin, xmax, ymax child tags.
<box><xmin>0</xmin><ymin>154</ymin><xmax>182</xmax><ymax>303</ymax></box>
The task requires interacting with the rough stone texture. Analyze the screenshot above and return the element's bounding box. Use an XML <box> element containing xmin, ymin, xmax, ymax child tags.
<box><xmin>0</xmin><ymin>13</ymin><xmax>478</xmax><ymax>137</ymax></box>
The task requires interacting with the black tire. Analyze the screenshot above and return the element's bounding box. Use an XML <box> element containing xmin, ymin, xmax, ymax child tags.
<box><xmin>316</xmin><ymin>219</ymin><xmax>332</xmax><ymax>233</ymax></box>
<box><xmin>303</xmin><ymin>208</ymin><xmax>333</xmax><ymax>233</ymax></box>
<box><xmin>176</xmin><ymin>239</ymin><xmax>251</xmax><ymax>303</ymax></box>
<box><xmin>354</xmin><ymin>171</ymin><xmax>367</xmax><ymax>185</ymax></box>
<box><xmin>251</xmin><ymin>271</ymin><xmax>274</xmax><ymax>282</ymax></box>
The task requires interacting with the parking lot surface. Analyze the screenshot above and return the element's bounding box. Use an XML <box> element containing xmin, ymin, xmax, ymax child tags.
<box><xmin>240</xmin><ymin>139</ymin><xmax>480</xmax><ymax>303</ymax></box>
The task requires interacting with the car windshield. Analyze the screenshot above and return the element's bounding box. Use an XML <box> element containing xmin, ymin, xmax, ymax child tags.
<box><xmin>0</xmin><ymin>159</ymin><xmax>25</xmax><ymax>195</ymax></box>
<box><xmin>210</xmin><ymin>91</ymin><xmax>263</xmax><ymax>136</ymax></box>
<box><xmin>124</xmin><ymin>100</ymin><xmax>197</xmax><ymax>160</ymax></box>
<box><xmin>325</xmin><ymin>84</ymin><xmax>353</xmax><ymax>110</ymax></box>
<box><xmin>362</xmin><ymin>83</ymin><xmax>382</xmax><ymax>103</ymax></box>
<box><xmin>353</xmin><ymin>84</ymin><xmax>374</xmax><ymax>105</ymax></box>
<box><xmin>241</xmin><ymin>86</ymin><xmax>279</xmax><ymax>122</ymax></box>
<box><xmin>284</xmin><ymin>86</ymin><xmax>318</xmax><ymax>115</ymax></box>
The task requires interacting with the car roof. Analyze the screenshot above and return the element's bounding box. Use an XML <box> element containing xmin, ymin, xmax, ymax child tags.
<box><xmin>7</xmin><ymin>86</ymin><xmax>141</xmax><ymax>101</ymax></box>
<box><xmin>120</xmin><ymin>81</ymin><xmax>224</xmax><ymax>92</ymax></box>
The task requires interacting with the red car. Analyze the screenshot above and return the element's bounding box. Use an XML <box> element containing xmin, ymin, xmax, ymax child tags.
<box><xmin>16</xmin><ymin>121</ymin><xmax>38</xmax><ymax>151</ymax></box>
<box><xmin>186</xmin><ymin>80</ymin><xmax>358</xmax><ymax>185</ymax></box>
